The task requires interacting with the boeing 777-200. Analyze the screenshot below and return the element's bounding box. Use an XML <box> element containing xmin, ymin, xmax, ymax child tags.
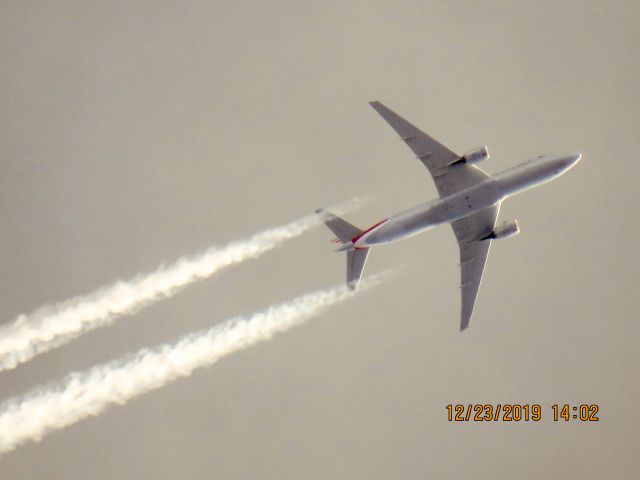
<box><xmin>317</xmin><ymin>101</ymin><xmax>581</xmax><ymax>331</ymax></box>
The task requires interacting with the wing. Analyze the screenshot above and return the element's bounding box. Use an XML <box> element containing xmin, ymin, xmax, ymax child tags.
<box><xmin>369</xmin><ymin>101</ymin><xmax>490</xmax><ymax>198</ymax></box>
<box><xmin>370</xmin><ymin>101</ymin><xmax>499</xmax><ymax>329</ymax></box>
<box><xmin>452</xmin><ymin>204</ymin><xmax>501</xmax><ymax>331</ymax></box>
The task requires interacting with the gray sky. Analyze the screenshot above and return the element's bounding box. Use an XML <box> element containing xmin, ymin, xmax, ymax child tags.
<box><xmin>1</xmin><ymin>1</ymin><xmax>638</xmax><ymax>478</ymax></box>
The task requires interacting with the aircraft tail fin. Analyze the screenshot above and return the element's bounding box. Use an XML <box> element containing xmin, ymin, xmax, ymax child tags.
<box><xmin>315</xmin><ymin>209</ymin><xmax>371</xmax><ymax>290</ymax></box>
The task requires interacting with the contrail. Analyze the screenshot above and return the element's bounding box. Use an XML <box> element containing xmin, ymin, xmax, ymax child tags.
<box><xmin>0</xmin><ymin>276</ymin><xmax>385</xmax><ymax>455</ymax></box>
<box><xmin>0</xmin><ymin>200</ymin><xmax>362</xmax><ymax>372</ymax></box>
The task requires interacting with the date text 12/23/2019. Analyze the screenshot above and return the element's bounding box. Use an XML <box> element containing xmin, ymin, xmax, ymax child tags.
<box><xmin>446</xmin><ymin>404</ymin><xmax>600</xmax><ymax>422</ymax></box>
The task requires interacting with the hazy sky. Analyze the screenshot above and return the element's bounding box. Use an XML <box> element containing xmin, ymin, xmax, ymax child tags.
<box><xmin>1</xmin><ymin>1</ymin><xmax>638</xmax><ymax>478</ymax></box>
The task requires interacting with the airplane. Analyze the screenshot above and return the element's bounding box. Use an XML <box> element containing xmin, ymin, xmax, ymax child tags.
<box><xmin>317</xmin><ymin>101</ymin><xmax>581</xmax><ymax>331</ymax></box>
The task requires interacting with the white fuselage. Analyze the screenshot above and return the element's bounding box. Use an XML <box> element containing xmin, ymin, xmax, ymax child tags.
<box><xmin>354</xmin><ymin>153</ymin><xmax>581</xmax><ymax>247</ymax></box>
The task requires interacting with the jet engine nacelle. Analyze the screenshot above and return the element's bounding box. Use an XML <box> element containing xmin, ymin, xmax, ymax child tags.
<box><xmin>460</xmin><ymin>145</ymin><xmax>490</xmax><ymax>164</ymax></box>
<box><xmin>482</xmin><ymin>219</ymin><xmax>520</xmax><ymax>240</ymax></box>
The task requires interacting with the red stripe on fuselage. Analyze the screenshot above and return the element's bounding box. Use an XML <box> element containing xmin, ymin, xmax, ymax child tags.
<box><xmin>351</xmin><ymin>219</ymin><xmax>388</xmax><ymax>243</ymax></box>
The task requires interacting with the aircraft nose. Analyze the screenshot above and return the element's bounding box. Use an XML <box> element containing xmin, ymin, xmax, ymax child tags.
<box><xmin>557</xmin><ymin>152</ymin><xmax>581</xmax><ymax>172</ymax></box>
<box><xmin>568</xmin><ymin>152</ymin><xmax>582</xmax><ymax>166</ymax></box>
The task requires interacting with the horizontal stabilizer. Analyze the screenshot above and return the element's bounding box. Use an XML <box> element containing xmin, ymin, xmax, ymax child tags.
<box><xmin>316</xmin><ymin>209</ymin><xmax>371</xmax><ymax>290</ymax></box>
<box><xmin>315</xmin><ymin>209</ymin><xmax>362</xmax><ymax>243</ymax></box>
<box><xmin>347</xmin><ymin>248</ymin><xmax>370</xmax><ymax>290</ymax></box>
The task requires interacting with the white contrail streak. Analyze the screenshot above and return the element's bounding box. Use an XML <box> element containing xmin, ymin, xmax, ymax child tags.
<box><xmin>0</xmin><ymin>277</ymin><xmax>384</xmax><ymax>455</ymax></box>
<box><xmin>0</xmin><ymin>201</ymin><xmax>361</xmax><ymax>372</ymax></box>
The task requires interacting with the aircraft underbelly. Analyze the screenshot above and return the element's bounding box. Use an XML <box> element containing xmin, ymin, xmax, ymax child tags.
<box><xmin>359</xmin><ymin>186</ymin><xmax>500</xmax><ymax>246</ymax></box>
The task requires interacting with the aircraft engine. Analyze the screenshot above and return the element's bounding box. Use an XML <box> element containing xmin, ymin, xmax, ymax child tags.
<box><xmin>482</xmin><ymin>219</ymin><xmax>520</xmax><ymax>240</ymax></box>
<box><xmin>461</xmin><ymin>145</ymin><xmax>489</xmax><ymax>164</ymax></box>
